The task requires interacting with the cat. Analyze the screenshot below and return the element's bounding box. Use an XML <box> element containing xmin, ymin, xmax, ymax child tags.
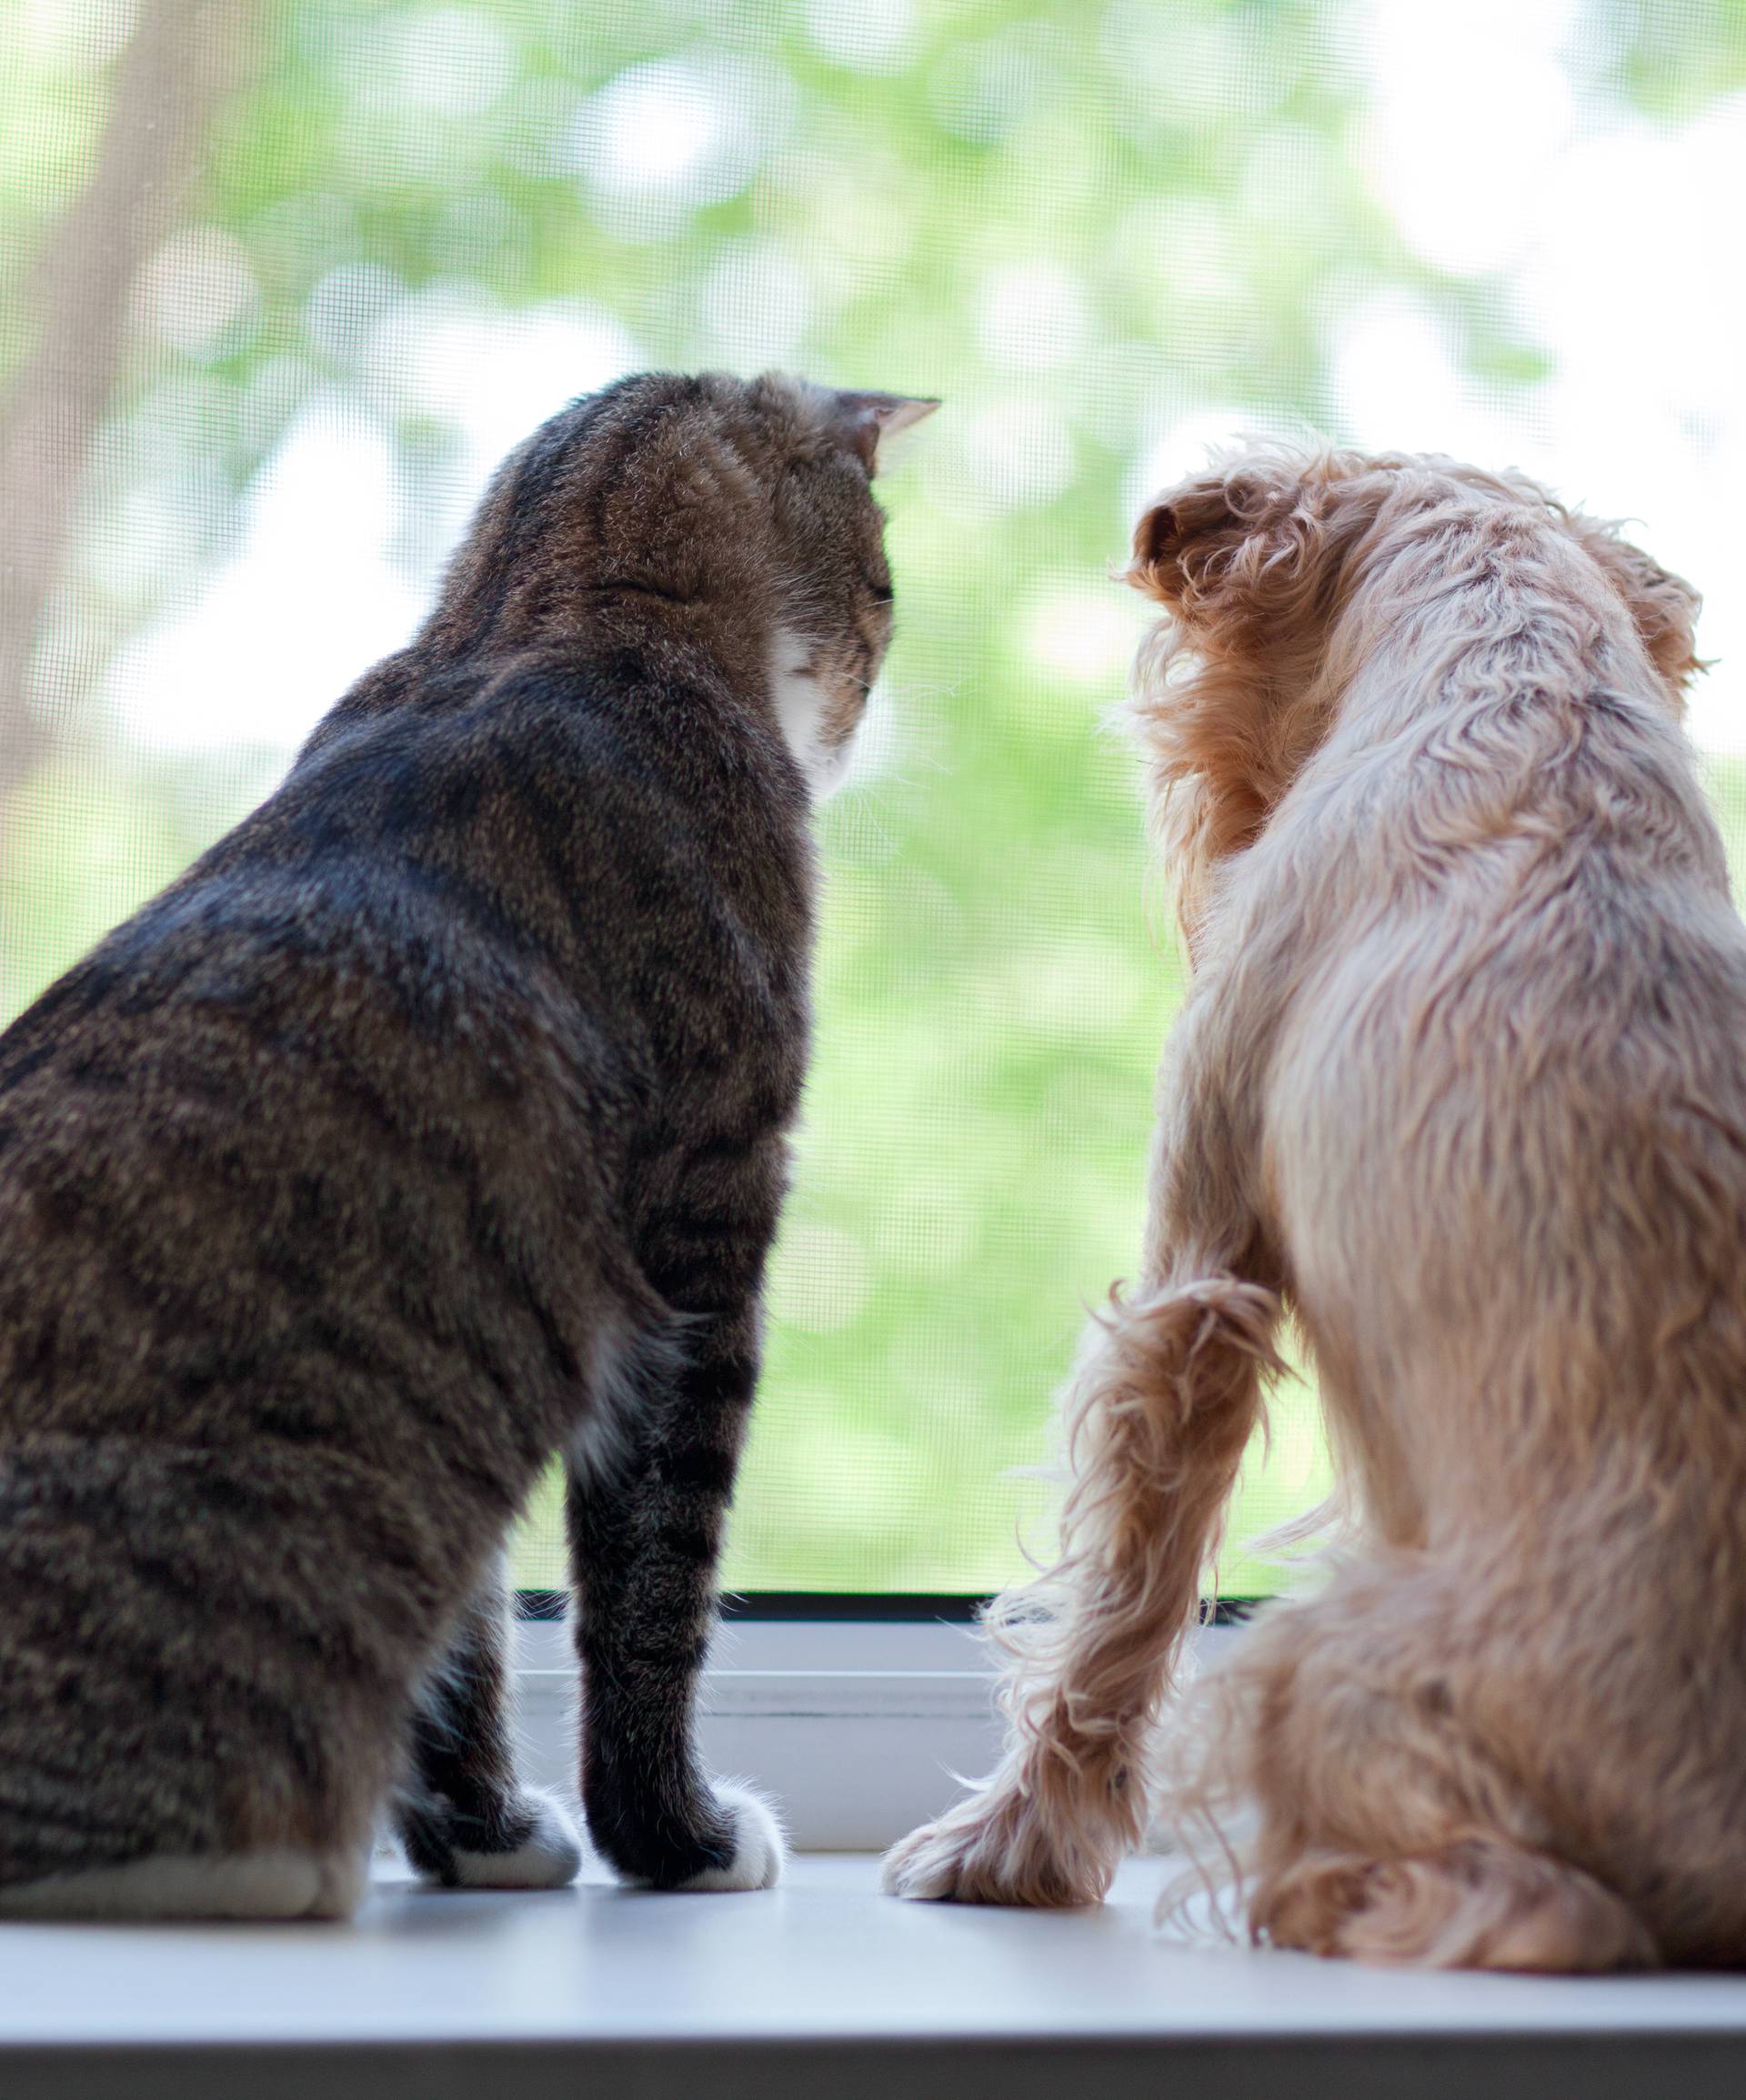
<box><xmin>0</xmin><ymin>368</ymin><xmax>935</xmax><ymax>1917</ymax></box>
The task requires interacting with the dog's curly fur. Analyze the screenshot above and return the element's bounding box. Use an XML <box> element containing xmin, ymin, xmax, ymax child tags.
<box><xmin>885</xmin><ymin>443</ymin><xmax>1746</xmax><ymax>1971</ymax></box>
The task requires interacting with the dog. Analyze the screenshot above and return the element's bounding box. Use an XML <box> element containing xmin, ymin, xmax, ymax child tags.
<box><xmin>884</xmin><ymin>443</ymin><xmax>1746</xmax><ymax>1971</ymax></box>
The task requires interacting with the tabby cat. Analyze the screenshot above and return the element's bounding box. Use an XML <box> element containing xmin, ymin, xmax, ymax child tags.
<box><xmin>0</xmin><ymin>369</ymin><xmax>934</xmax><ymax>1916</ymax></box>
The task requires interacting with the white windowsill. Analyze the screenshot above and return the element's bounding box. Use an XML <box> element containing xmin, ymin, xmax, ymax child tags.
<box><xmin>5</xmin><ymin>1854</ymin><xmax>1746</xmax><ymax>2100</ymax></box>
<box><xmin>515</xmin><ymin>1613</ymin><xmax>1024</xmax><ymax>1848</ymax></box>
<box><xmin>516</xmin><ymin>1614</ymin><xmax>1249</xmax><ymax>1847</ymax></box>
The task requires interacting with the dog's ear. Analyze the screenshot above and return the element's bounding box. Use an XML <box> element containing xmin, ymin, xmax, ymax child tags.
<box><xmin>1125</xmin><ymin>461</ymin><xmax>1317</xmax><ymax>625</ymax></box>
<box><xmin>1127</xmin><ymin>473</ymin><xmax>1250</xmax><ymax>611</ymax></box>
<box><xmin>1121</xmin><ymin>450</ymin><xmax>1378</xmax><ymax>952</ymax></box>
<box><xmin>1124</xmin><ymin>450</ymin><xmax>1385</xmax><ymax>651</ymax></box>
<box><xmin>1564</xmin><ymin>514</ymin><xmax>1704</xmax><ymax>703</ymax></box>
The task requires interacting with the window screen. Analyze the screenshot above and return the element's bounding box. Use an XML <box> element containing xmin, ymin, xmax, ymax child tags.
<box><xmin>5</xmin><ymin>0</ymin><xmax>1744</xmax><ymax>1594</ymax></box>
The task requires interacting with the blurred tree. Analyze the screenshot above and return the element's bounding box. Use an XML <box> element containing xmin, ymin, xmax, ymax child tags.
<box><xmin>1</xmin><ymin>0</ymin><xmax>1738</xmax><ymax>1589</ymax></box>
<box><xmin>0</xmin><ymin>0</ymin><xmax>261</xmax><ymax>807</ymax></box>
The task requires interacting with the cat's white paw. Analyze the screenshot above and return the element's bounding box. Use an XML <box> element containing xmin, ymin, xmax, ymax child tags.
<box><xmin>447</xmin><ymin>1793</ymin><xmax>584</xmax><ymax>1890</ymax></box>
<box><xmin>675</xmin><ymin>1782</ymin><xmax>788</xmax><ymax>1893</ymax></box>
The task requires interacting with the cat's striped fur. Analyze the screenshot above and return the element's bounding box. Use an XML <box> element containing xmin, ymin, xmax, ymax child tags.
<box><xmin>0</xmin><ymin>369</ymin><xmax>932</xmax><ymax>1914</ymax></box>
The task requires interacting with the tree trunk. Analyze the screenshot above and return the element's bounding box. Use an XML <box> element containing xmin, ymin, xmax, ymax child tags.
<box><xmin>0</xmin><ymin>0</ymin><xmax>258</xmax><ymax>811</ymax></box>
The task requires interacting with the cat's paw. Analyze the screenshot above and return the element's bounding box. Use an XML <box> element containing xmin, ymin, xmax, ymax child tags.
<box><xmin>882</xmin><ymin>1784</ymin><xmax>1109</xmax><ymax>1907</ymax></box>
<box><xmin>445</xmin><ymin>1792</ymin><xmax>585</xmax><ymax>1891</ymax></box>
<box><xmin>674</xmin><ymin>1782</ymin><xmax>788</xmax><ymax>1893</ymax></box>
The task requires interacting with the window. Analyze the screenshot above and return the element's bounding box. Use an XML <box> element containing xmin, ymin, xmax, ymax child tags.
<box><xmin>6</xmin><ymin>0</ymin><xmax>1746</xmax><ymax>1609</ymax></box>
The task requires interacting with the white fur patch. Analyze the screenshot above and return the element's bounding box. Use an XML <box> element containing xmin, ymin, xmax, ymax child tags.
<box><xmin>673</xmin><ymin>1782</ymin><xmax>787</xmax><ymax>1893</ymax></box>
<box><xmin>446</xmin><ymin>1793</ymin><xmax>583</xmax><ymax>1891</ymax></box>
<box><xmin>568</xmin><ymin>1325</ymin><xmax>638</xmax><ymax>1480</ymax></box>
<box><xmin>0</xmin><ymin>1848</ymin><xmax>368</xmax><ymax>1921</ymax></box>
<box><xmin>768</xmin><ymin>628</ymin><xmax>853</xmax><ymax>799</ymax></box>
<box><xmin>569</xmin><ymin>1318</ymin><xmax>694</xmax><ymax>1482</ymax></box>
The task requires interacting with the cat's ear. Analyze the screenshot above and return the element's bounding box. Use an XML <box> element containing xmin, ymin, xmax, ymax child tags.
<box><xmin>824</xmin><ymin>391</ymin><xmax>938</xmax><ymax>476</ymax></box>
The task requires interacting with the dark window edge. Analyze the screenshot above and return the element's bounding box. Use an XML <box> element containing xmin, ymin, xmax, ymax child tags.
<box><xmin>515</xmin><ymin>1590</ymin><xmax>1262</xmax><ymax>1626</ymax></box>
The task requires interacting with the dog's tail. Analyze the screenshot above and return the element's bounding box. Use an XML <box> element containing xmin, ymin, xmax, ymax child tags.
<box><xmin>1151</xmin><ymin>1610</ymin><xmax>1659</xmax><ymax>1972</ymax></box>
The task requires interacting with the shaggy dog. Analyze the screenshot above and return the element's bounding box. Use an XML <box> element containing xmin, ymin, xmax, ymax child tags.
<box><xmin>884</xmin><ymin>445</ymin><xmax>1746</xmax><ymax>1971</ymax></box>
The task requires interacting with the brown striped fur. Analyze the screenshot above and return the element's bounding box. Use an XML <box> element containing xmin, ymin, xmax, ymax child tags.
<box><xmin>0</xmin><ymin>369</ymin><xmax>930</xmax><ymax>1914</ymax></box>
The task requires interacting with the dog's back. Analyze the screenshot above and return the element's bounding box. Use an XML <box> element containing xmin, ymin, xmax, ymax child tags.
<box><xmin>1151</xmin><ymin>454</ymin><xmax>1746</xmax><ymax>1965</ymax></box>
<box><xmin>885</xmin><ymin>447</ymin><xmax>1745</xmax><ymax>1967</ymax></box>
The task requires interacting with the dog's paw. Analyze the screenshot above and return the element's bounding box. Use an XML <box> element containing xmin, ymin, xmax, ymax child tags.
<box><xmin>673</xmin><ymin>1783</ymin><xmax>788</xmax><ymax>1893</ymax></box>
<box><xmin>883</xmin><ymin>1785</ymin><xmax>1110</xmax><ymax>1908</ymax></box>
<box><xmin>882</xmin><ymin>1797</ymin><xmax>1022</xmax><ymax>1904</ymax></box>
<box><xmin>444</xmin><ymin>1792</ymin><xmax>585</xmax><ymax>1891</ymax></box>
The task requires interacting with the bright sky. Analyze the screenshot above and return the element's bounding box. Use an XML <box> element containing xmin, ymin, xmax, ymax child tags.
<box><xmin>109</xmin><ymin>0</ymin><xmax>1746</xmax><ymax>758</ymax></box>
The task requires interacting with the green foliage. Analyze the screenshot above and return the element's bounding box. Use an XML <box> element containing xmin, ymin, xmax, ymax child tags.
<box><xmin>1580</xmin><ymin>0</ymin><xmax>1746</xmax><ymax>122</ymax></box>
<box><xmin>4</xmin><ymin>0</ymin><xmax>1741</xmax><ymax>1593</ymax></box>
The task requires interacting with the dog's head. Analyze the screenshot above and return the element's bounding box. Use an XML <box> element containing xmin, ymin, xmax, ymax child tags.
<box><xmin>1124</xmin><ymin>444</ymin><xmax>1702</xmax><ymax>949</ymax></box>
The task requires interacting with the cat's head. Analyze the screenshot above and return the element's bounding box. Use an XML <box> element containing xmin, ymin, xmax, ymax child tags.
<box><xmin>751</xmin><ymin>375</ymin><xmax>938</xmax><ymax>796</ymax></box>
<box><xmin>436</xmin><ymin>370</ymin><xmax>936</xmax><ymax>799</ymax></box>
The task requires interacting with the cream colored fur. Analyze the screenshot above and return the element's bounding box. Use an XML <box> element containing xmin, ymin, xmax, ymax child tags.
<box><xmin>887</xmin><ymin>443</ymin><xmax>1746</xmax><ymax>1972</ymax></box>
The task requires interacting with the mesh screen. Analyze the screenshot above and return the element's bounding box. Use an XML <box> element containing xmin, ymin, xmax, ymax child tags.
<box><xmin>4</xmin><ymin>0</ymin><xmax>1744</xmax><ymax>1592</ymax></box>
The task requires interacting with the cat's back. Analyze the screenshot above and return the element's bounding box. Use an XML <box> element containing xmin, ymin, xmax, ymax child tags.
<box><xmin>0</xmin><ymin>647</ymin><xmax>793</xmax><ymax>1454</ymax></box>
<box><xmin>260</xmin><ymin>643</ymin><xmax>809</xmax><ymax>1079</ymax></box>
<box><xmin>0</xmin><ymin>367</ymin><xmax>916</xmax><ymax>1906</ymax></box>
